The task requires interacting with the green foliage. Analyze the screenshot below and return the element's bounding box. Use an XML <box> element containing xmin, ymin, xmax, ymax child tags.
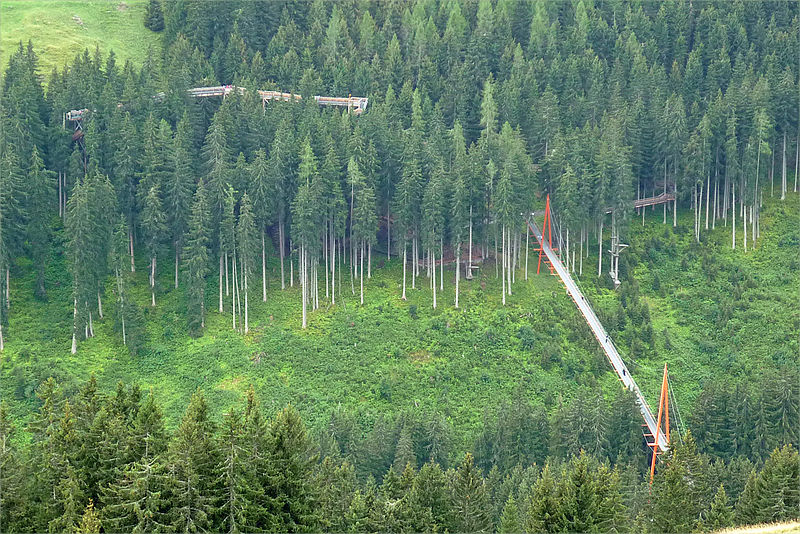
<box><xmin>143</xmin><ymin>0</ymin><xmax>164</xmax><ymax>32</ymax></box>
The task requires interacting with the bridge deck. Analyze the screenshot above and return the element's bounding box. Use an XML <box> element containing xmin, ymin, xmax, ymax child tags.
<box><xmin>527</xmin><ymin>214</ymin><xmax>668</xmax><ymax>452</ymax></box>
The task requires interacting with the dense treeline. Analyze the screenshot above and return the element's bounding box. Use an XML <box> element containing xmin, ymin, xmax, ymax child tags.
<box><xmin>0</xmin><ymin>0</ymin><xmax>797</xmax><ymax>349</ymax></box>
<box><xmin>1</xmin><ymin>379</ymin><xmax>798</xmax><ymax>533</ymax></box>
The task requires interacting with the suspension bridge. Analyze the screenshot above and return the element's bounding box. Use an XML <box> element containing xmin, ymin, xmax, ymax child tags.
<box><xmin>527</xmin><ymin>198</ymin><xmax>671</xmax><ymax>459</ymax></box>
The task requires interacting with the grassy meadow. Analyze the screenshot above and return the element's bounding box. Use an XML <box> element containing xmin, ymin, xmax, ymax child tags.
<box><xmin>1</xmin><ymin>0</ymin><xmax>156</xmax><ymax>75</ymax></box>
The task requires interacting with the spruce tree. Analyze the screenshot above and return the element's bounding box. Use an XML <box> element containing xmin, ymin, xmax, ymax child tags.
<box><xmin>167</xmin><ymin>114</ymin><xmax>195</xmax><ymax>289</ymax></box>
<box><xmin>144</xmin><ymin>0</ymin><xmax>165</xmax><ymax>32</ymax></box>
<box><xmin>141</xmin><ymin>184</ymin><xmax>166</xmax><ymax>307</ymax></box>
<box><xmin>449</xmin><ymin>453</ymin><xmax>492</xmax><ymax>533</ymax></box>
<box><xmin>249</xmin><ymin>149</ymin><xmax>272</xmax><ymax>302</ymax></box>
<box><xmin>702</xmin><ymin>485</ymin><xmax>734</xmax><ymax>531</ymax></box>
<box><xmin>183</xmin><ymin>182</ymin><xmax>211</xmax><ymax>332</ymax></box>
<box><xmin>164</xmin><ymin>392</ymin><xmax>220</xmax><ymax>533</ymax></box>
<box><xmin>27</xmin><ymin>146</ymin><xmax>55</xmax><ymax>300</ymax></box>
<box><xmin>237</xmin><ymin>192</ymin><xmax>258</xmax><ymax>333</ymax></box>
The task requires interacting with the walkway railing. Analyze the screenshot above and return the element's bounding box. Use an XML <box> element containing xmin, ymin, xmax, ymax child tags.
<box><xmin>526</xmin><ymin>214</ymin><xmax>668</xmax><ymax>452</ymax></box>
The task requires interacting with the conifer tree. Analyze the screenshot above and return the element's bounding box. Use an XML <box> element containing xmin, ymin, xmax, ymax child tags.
<box><xmin>237</xmin><ymin>192</ymin><xmax>258</xmax><ymax>333</ymax></box>
<box><xmin>141</xmin><ymin>184</ymin><xmax>166</xmax><ymax>307</ymax></box>
<box><xmin>110</xmin><ymin>216</ymin><xmax>131</xmax><ymax>347</ymax></box>
<box><xmin>144</xmin><ymin>0</ymin><xmax>165</xmax><ymax>32</ymax></box>
<box><xmin>27</xmin><ymin>146</ymin><xmax>55</xmax><ymax>300</ymax></box>
<box><xmin>499</xmin><ymin>495</ymin><xmax>521</xmax><ymax>533</ymax></box>
<box><xmin>167</xmin><ymin>114</ymin><xmax>195</xmax><ymax>289</ymax></box>
<box><xmin>702</xmin><ymin>485</ymin><xmax>734</xmax><ymax>531</ymax></box>
<box><xmin>266</xmin><ymin>405</ymin><xmax>319</xmax><ymax>531</ymax></box>
<box><xmin>78</xmin><ymin>499</ymin><xmax>101</xmax><ymax>533</ymax></box>
<box><xmin>249</xmin><ymin>149</ymin><xmax>271</xmax><ymax>302</ymax></box>
<box><xmin>183</xmin><ymin>182</ymin><xmax>210</xmax><ymax>332</ymax></box>
<box><xmin>164</xmin><ymin>392</ymin><xmax>220</xmax><ymax>533</ymax></box>
<box><xmin>450</xmin><ymin>453</ymin><xmax>492</xmax><ymax>533</ymax></box>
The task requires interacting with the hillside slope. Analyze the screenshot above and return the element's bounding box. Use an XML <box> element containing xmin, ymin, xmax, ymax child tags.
<box><xmin>1</xmin><ymin>0</ymin><xmax>156</xmax><ymax>74</ymax></box>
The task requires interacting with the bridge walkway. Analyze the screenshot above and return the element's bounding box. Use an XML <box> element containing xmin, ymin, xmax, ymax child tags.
<box><xmin>526</xmin><ymin>214</ymin><xmax>668</xmax><ymax>452</ymax></box>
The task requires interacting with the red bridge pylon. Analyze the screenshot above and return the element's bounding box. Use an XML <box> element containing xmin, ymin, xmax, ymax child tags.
<box><xmin>535</xmin><ymin>194</ymin><xmax>556</xmax><ymax>275</ymax></box>
<box><xmin>649</xmin><ymin>363</ymin><xmax>671</xmax><ymax>484</ymax></box>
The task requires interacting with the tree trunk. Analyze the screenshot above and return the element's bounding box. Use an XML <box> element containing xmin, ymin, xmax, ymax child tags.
<box><xmin>501</xmin><ymin>225</ymin><xmax>506</xmax><ymax>306</ymax></box>
<box><xmin>219</xmin><ymin>254</ymin><xmax>224</xmax><ymax>312</ymax></box>
<box><xmin>368</xmin><ymin>241</ymin><xmax>372</xmax><ymax>279</ymax></box>
<box><xmin>301</xmin><ymin>246</ymin><xmax>307</xmax><ymax>329</ymax></box>
<box><xmin>150</xmin><ymin>257</ymin><xmax>156</xmax><ymax>306</ymax></box>
<box><xmin>468</xmin><ymin>205</ymin><xmax>473</xmax><ymax>275</ymax></box>
<box><xmin>360</xmin><ymin>241</ymin><xmax>364</xmax><ymax>305</ymax></box>
<box><xmin>597</xmin><ymin>219</ymin><xmax>603</xmax><ymax>277</ymax></box>
<box><xmin>71</xmin><ymin>298</ymin><xmax>78</xmax><ymax>354</ymax></box>
<box><xmin>455</xmin><ymin>248</ymin><xmax>460</xmax><ymax>308</ymax></box>
<box><xmin>279</xmin><ymin>220</ymin><xmax>285</xmax><ymax>289</ymax></box>
<box><xmin>290</xmin><ymin>245</ymin><xmax>294</xmax><ymax>287</ymax></box>
<box><xmin>331</xmin><ymin>236</ymin><xmax>336</xmax><ymax>305</ymax></box>
<box><xmin>97</xmin><ymin>291</ymin><xmax>103</xmax><ymax>319</ymax></box>
<box><xmin>244</xmin><ymin>268</ymin><xmax>249</xmax><ymax>334</ymax></box>
<box><xmin>412</xmin><ymin>237</ymin><xmax>416</xmax><ymax>290</ymax></box>
<box><xmin>402</xmin><ymin>244</ymin><xmax>407</xmax><ymax>300</ymax></box>
<box><xmin>225</xmin><ymin>252</ymin><xmax>230</xmax><ymax>296</ymax></box>
<box><xmin>781</xmin><ymin>131</ymin><xmax>787</xmax><ymax>200</ymax></box>
<box><xmin>262</xmin><ymin>230</ymin><xmax>267</xmax><ymax>302</ymax></box>
<box><xmin>129</xmin><ymin>231</ymin><xmax>135</xmax><ymax>272</ymax></box>
<box><xmin>387</xmin><ymin>203</ymin><xmax>391</xmax><ymax>260</ymax></box>
<box><xmin>232</xmin><ymin>253</ymin><xmax>238</xmax><ymax>331</ymax></box>
<box><xmin>732</xmin><ymin>184</ymin><xmax>736</xmax><ymax>249</ymax></box>
<box><xmin>663</xmin><ymin>158</ymin><xmax>667</xmax><ymax>225</ymax></box>
<box><xmin>525</xmin><ymin>227</ymin><xmax>529</xmax><ymax>280</ymax></box>
<box><xmin>432</xmin><ymin>247</ymin><xmax>437</xmax><ymax>309</ymax></box>
<box><xmin>440</xmin><ymin>237</ymin><xmax>443</xmax><ymax>292</ymax></box>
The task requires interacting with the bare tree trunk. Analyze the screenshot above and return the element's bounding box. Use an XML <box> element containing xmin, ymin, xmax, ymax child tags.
<box><xmin>705</xmin><ymin>175</ymin><xmax>710</xmax><ymax>230</ymax></box>
<box><xmin>232</xmin><ymin>253</ymin><xmax>238</xmax><ymax>331</ymax></box>
<box><xmin>360</xmin><ymin>241</ymin><xmax>364</xmax><ymax>305</ymax></box>
<box><xmin>525</xmin><ymin>226</ymin><xmax>529</xmax><ymax>280</ymax></box>
<box><xmin>468</xmin><ymin>205</ymin><xmax>473</xmax><ymax>275</ymax></box>
<box><xmin>455</xmin><ymin>247</ymin><xmax>460</xmax><ymax>308</ymax></box>
<box><xmin>97</xmin><ymin>291</ymin><xmax>103</xmax><ymax>319</ymax></box>
<box><xmin>781</xmin><ymin>131</ymin><xmax>787</xmax><ymax>200</ymax></box>
<box><xmin>244</xmin><ymin>269</ymin><xmax>249</xmax><ymax>334</ymax></box>
<box><xmin>301</xmin><ymin>246</ymin><xmax>307</xmax><ymax>328</ymax></box>
<box><xmin>506</xmin><ymin>231</ymin><xmax>512</xmax><ymax>296</ymax></box>
<box><xmin>401</xmin><ymin>244</ymin><xmax>407</xmax><ymax>300</ymax></box>
<box><xmin>440</xmin><ymin>237</ymin><xmax>443</xmax><ymax>291</ymax></box>
<box><xmin>262</xmin><ymin>231</ymin><xmax>267</xmax><ymax>302</ymax></box>
<box><xmin>290</xmin><ymin>244</ymin><xmax>294</xmax><ymax>288</ymax></box>
<box><xmin>324</xmin><ymin>225</ymin><xmax>329</xmax><ymax>300</ymax></box>
<box><xmin>175</xmin><ymin>248</ymin><xmax>179</xmax><ymax>289</ymax></box>
<box><xmin>368</xmin><ymin>241</ymin><xmax>372</xmax><ymax>279</ymax></box>
<box><xmin>150</xmin><ymin>257</ymin><xmax>156</xmax><ymax>306</ymax></box>
<box><xmin>732</xmin><ymin>184</ymin><xmax>736</xmax><ymax>249</ymax></box>
<box><xmin>71</xmin><ymin>298</ymin><xmax>78</xmax><ymax>354</ymax></box>
<box><xmin>597</xmin><ymin>219</ymin><xmax>603</xmax><ymax>277</ymax></box>
<box><xmin>432</xmin><ymin>246</ymin><xmax>437</xmax><ymax>309</ymax></box>
<box><xmin>387</xmin><ymin>203</ymin><xmax>391</xmax><ymax>260</ymax></box>
<box><xmin>219</xmin><ymin>254</ymin><xmax>224</xmax><ymax>312</ymax></box>
<box><xmin>501</xmin><ymin>225</ymin><xmax>506</xmax><ymax>306</ymax></box>
<box><xmin>663</xmin><ymin>159</ymin><xmax>667</xmax><ymax>225</ymax></box>
<box><xmin>225</xmin><ymin>252</ymin><xmax>230</xmax><ymax>296</ymax></box>
<box><xmin>129</xmin><ymin>231</ymin><xmax>135</xmax><ymax>272</ymax></box>
<box><xmin>412</xmin><ymin>237</ymin><xmax>416</xmax><ymax>290</ymax></box>
<box><xmin>279</xmin><ymin>221</ymin><xmax>285</xmax><ymax>289</ymax></box>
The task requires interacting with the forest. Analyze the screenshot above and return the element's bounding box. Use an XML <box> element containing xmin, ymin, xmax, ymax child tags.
<box><xmin>0</xmin><ymin>0</ymin><xmax>798</xmax><ymax>532</ymax></box>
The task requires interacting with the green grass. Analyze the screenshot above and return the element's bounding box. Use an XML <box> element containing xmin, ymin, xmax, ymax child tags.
<box><xmin>576</xmin><ymin>191</ymin><xmax>800</xmax><ymax>423</ymax></box>
<box><xmin>2</xmin><ymin>193</ymin><xmax>797</xmax><ymax>450</ymax></box>
<box><xmin>1</xmin><ymin>0</ymin><xmax>157</xmax><ymax>75</ymax></box>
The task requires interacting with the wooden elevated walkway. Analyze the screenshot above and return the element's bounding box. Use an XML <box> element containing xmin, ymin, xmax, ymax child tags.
<box><xmin>65</xmin><ymin>86</ymin><xmax>368</xmax><ymax>123</ymax></box>
<box><xmin>605</xmin><ymin>192</ymin><xmax>676</xmax><ymax>214</ymax></box>
<box><xmin>527</xmin><ymin>213</ymin><xmax>668</xmax><ymax>452</ymax></box>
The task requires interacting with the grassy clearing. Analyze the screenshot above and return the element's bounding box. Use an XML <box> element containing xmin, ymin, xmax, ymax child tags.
<box><xmin>1</xmin><ymin>0</ymin><xmax>156</xmax><ymax>75</ymax></box>
<box><xmin>2</xmin><ymin>193</ymin><xmax>796</xmax><ymax>448</ymax></box>
<box><xmin>577</xmin><ymin>191</ymin><xmax>800</xmax><ymax>421</ymax></box>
